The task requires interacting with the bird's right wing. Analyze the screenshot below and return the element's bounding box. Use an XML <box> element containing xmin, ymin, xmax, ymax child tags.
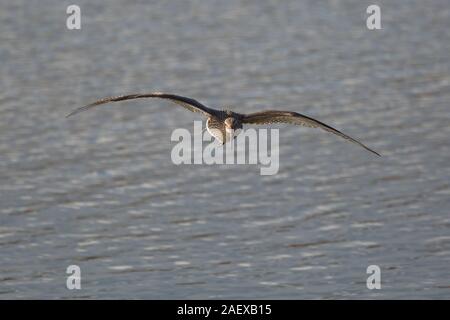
<box><xmin>242</xmin><ymin>110</ymin><xmax>380</xmax><ymax>156</ymax></box>
<box><xmin>66</xmin><ymin>92</ymin><xmax>217</xmax><ymax>118</ymax></box>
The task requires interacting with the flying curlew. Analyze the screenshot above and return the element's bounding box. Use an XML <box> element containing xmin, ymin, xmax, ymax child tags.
<box><xmin>66</xmin><ymin>92</ymin><xmax>380</xmax><ymax>156</ymax></box>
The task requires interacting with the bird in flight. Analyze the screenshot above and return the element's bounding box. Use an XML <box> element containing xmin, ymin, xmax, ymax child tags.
<box><xmin>67</xmin><ymin>92</ymin><xmax>380</xmax><ymax>156</ymax></box>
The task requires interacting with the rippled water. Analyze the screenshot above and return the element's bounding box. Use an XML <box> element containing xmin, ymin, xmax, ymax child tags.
<box><xmin>1</xmin><ymin>0</ymin><xmax>450</xmax><ymax>299</ymax></box>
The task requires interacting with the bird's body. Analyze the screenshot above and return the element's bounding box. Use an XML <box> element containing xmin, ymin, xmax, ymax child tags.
<box><xmin>205</xmin><ymin>110</ymin><xmax>243</xmax><ymax>144</ymax></box>
<box><xmin>67</xmin><ymin>92</ymin><xmax>380</xmax><ymax>156</ymax></box>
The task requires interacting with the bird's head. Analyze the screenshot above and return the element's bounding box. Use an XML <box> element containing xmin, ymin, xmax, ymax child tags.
<box><xmin>224</xmin><ymin>117</ymin><xmax>242</xmax><ymax>130</ymax></box>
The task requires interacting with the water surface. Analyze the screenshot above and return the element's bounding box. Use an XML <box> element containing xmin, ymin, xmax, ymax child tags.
<box><xmin>0</xmin><ymin>0</ymin><xmax>449</xmax><ymax>299</ymax></box>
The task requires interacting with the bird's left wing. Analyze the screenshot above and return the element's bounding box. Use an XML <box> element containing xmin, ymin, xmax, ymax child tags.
<box><xmin>66</xmin><ymin>92</ymin><xmax>217</xmax><ymax>118</ymax></box>
<box><xmin>242</xmin><ymin>110</ymin><xmax>380</xmax><ymax>156</ymax></box>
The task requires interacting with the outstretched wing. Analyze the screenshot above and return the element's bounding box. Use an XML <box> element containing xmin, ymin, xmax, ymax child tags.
<box><xmin>242</xmin><ymin>110</ymin><xmax>380</xmax><ymax>156</ymax></box>
<box><xmin>66</xmin><ymin>92</ymin><xmax>217</xmax><ymax>118</ymax></box>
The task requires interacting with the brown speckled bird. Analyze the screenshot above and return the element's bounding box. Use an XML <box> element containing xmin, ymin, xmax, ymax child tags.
<box><xmin>67</xmin><ymin>92</ymin><xmax>380</xmax><ymax>156</ymax></box>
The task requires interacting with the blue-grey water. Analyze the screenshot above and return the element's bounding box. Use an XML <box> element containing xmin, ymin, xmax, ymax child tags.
<box><xmin>1</xmin><ymin>0</ymin><xmax>449</xmax><ymax>299</ymax></box>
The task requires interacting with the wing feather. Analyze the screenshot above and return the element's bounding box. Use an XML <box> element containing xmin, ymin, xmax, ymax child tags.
<box><xmin>243</xmin><ymin>110</ymin><xmax>380</xmax><ymax>156</ymax></box>
<box><xmin>66</xmin><ymin>92</ymin><xmax>216</xmax><ymax>118</ymax></box>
